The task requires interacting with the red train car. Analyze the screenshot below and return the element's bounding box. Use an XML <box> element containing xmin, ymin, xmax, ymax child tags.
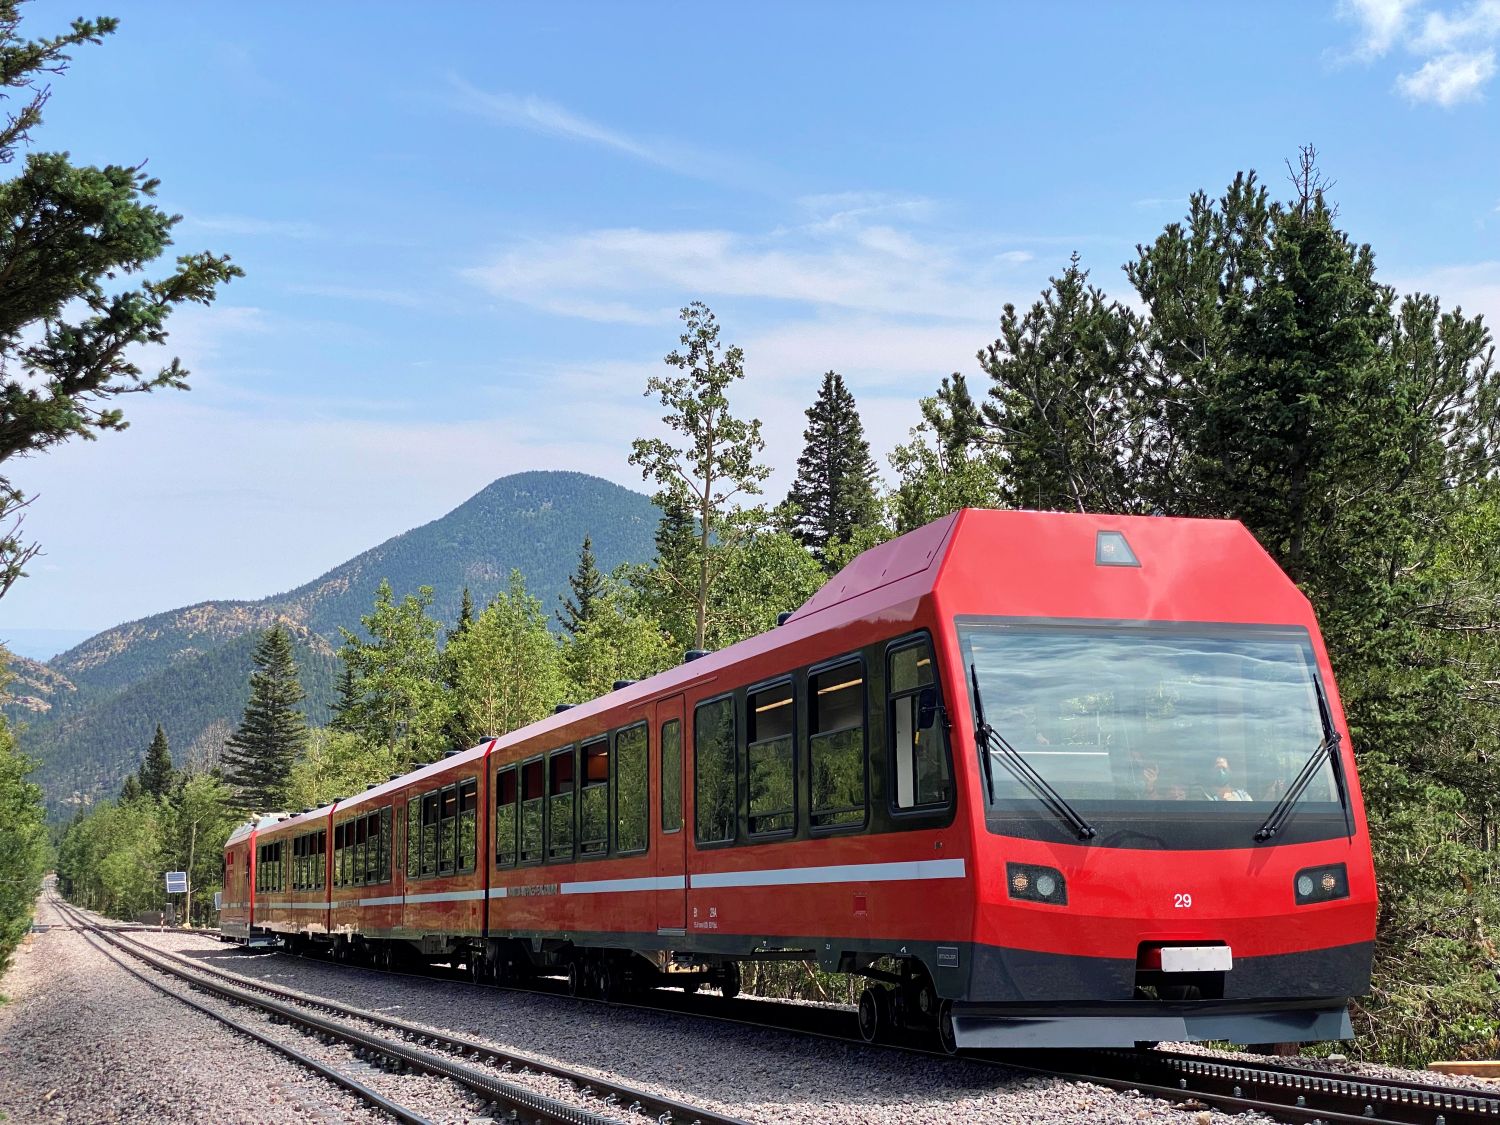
<box><xmin>223</xmin><ymin>510</ymin><xmax>1377</xmax><ymax>1049</ymax></box>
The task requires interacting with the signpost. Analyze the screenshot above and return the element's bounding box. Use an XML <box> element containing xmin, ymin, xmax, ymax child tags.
<box><xmin>163</xmin><ymin>871</ymin><xmax>188</xmax><ymax>931</ymax></box>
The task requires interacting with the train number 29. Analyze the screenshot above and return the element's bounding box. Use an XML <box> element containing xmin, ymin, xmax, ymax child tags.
<box><xmin>1173</xmin><ymin>893</ymin><xmax>1193</xmax><ymax>909</ymax></box>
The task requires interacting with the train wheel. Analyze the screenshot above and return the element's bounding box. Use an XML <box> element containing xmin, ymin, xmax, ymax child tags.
<box><xmin>857</xmin><ymin>987</ymin><xmax>889</xmax><ymax>1044</ymax></box>
<box><xmin>566</xmin><ymin>960</ymin><xmax>583</xmax><ymax>998</ymax></box>
<box><xmin>936</xmin><ymin>999</ymin><xmax>959</xmax><ymax>1055</ymax></box>
<box><xmin>598</xmin><ymin>960</ymin><xmax>621</xmax><ymax>1004</ymax></box>
<box><xmin>719</xmin><ymin>962</ymin><xmax>741</xmax><ymax>1000</ymax></box>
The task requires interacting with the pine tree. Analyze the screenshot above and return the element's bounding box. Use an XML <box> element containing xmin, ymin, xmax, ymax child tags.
<box><xmin>222</xmin><ymin>625</ymin><xmax>309</xmax><ymax>811</ymax></box>
<box><xmin>119</xmin><ymin>773</ymin><xmax>141</xmax><ymax>802</ymax></box>
<box><xmin>557</xmin><ymin>536</ymin><xmax>605</xmax><ymax>634</ymax></box>
<box><xmin>329</xmin><ymin>663</ymin><xmax>359</xmax><ymax>727</ymax></box>
<box><xmin>137</xmin><ymin>723</ymin><xmax>175</xmax><ymax>799</ymax></box>
<box><xmin>785</xmin><ymin>371</ymin><xmax>881</xmax><ymax>565</ymax></box>
<box><xmin>440</xmin><ymin>586</ymin><xmax>476</xmax><ymax>751</ymax></box>
<box><xmin>452</xmin><ymin>587</ymin><xmax>475</xmax><ymax>640</ymax></box>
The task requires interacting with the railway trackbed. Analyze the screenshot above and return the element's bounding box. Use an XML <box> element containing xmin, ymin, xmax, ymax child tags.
<box><xmin>54</xmin><ymin>899</ymin><xmax>745</xmax><ymax>1125</ymax></box>
<box><xmin>64</xmin><ymin>901</ymin><xmax>1500</xmax><ymax>1125</ymax></box>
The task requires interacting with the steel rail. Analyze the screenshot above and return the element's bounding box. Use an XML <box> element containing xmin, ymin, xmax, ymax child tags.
<box><xmin>72</xmin><ymin>897</ymin><xmax>1500</xmax><ymax>1124</ymax></box>
<box><xmin>60</xmin><ymin>910</ymin><xmax>433</xmax><ymax>1125</ymax></box>
<box><xmin>106</xmin><ymin>926</ymin><xmax>750</xmax><ymax>1125</ymax></box>
<box><xmin>55</xmin><ymin>902</ymin><xmax>638</xmax><ymax>1125</ymax></box>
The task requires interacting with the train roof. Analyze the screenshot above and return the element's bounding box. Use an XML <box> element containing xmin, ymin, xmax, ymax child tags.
<box><xmin>325</xmin><ymin>508</ymin><xmax>1308</xmax><ymax>815</ymax></box>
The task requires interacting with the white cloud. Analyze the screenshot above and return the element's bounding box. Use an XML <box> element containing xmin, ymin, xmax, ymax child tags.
<box><xmin>463</xmin><ymin>220</ymin><xmax>1032</xmax><ymax>326</ymax></box>
<box><xmin>283</xmin><ymin>282</ymin><xmax>429</xmax><ymax>308</ymax></box>
<box><xmin>1341</xmin><ymin>0</ymin><xmax>1423</xmax><ymax>57</ymax></box>
<box><xmin>448</xmin><ymin>77</ymin><xmax>767</xmax><ymax>188</ymax></box>
<box><xmin>1397</xmin><ymin>47</ymin><xmax>1497</xmax><ymax>101</ymax></box>
<box><xmin>1342</xmin><ymin>0</ymin><xmax>1500</xmax><ymax>103</ymax></box>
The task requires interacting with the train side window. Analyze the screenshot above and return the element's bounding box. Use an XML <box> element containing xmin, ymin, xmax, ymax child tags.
<box><xmin>889</xmin><ymin>638</ymin><xmax>952</xmax><ymax>811</ymax></box>
<box><xmin>316</xmin><ymin>829</ymin><xmax>327</xmax><ymax>889</ymax></box>
<box><xmin>364</xmin><ymin>814</ymin><xmax>379</xmax><ymax>883</ymax></box>
<box><xmin>520</xmin><ymin>759</ymin><xmax>544</xmax><ymax>863</ymax></box>
<box><xmin>615</xmin><ymin>723</ymin><xmax>649</xmax><ymax>855</ymax></box>
<box><xmin>748</xmin><ymin>682</ymin><xmax>795</xmax><ymax>837</ymax></box>
<box><xmin>694</xmin><ymin>697</ymin><xmax>736</xmax><ymax>845</ymax></box>
<box><xmin>292</xmin><ymin>835</ymin><xmax>303</xmax><ymax>891</ymax></box>
<box><xmin>438</xmin><ymin>785</ymin><xmax>459</xmax><ymax>875</ymax></box>
<box><xmin>495</xmin><ymin>767</ymin><xmax>518</xmax><ymax>867</ymax></box>
<box><xmin>811</xmin><ymin>661</ymin><xmax>867</xmax><ymax>829</ymax></box>
<box><xmin>406</xmin><ymin>800</ymin><xmax>420</xmax><ymax>877</ymax></box>
<box><xmin>379</xmin><ymin>807</ymin><xmax>392</xmax><ymax>882</ymax></box>
<box><xmin>333</xmin><ymin>824</ymin><xmax>344</xmax><ymax>887</ymax></box>
<box><xmin>579</xmin><ymin>740</ymin><xmax>609</xmax><ymax>857</ymax></box>
<box><xmin>548</xmin><ymin>750</ymin><xmax>576</xmax><ymax>861</ymax></box>
<box><xmin>457</xmin><ymin>778</ymin><xmax>478</xmax><ymax>873</ymax></box>
<box><xmin>661</xmin><ymin>719</ymin><xmax>682</xmax><ymax>834</ymax></box>
<box><xmin>421</xmin><ymin>790</ymin><xmax>440</xmax><ymax>876</ymax></box>
<box><xmin>356</xmin><ymin>816</ymin><xmax>369</xmax><ymax>885</ymax></box>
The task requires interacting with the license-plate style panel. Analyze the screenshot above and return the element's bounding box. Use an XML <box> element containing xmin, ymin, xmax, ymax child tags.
<box><xmin>1160</xmin><ymin>945</ymin><xmax>1233</xmax><ymax>973</ymax></box>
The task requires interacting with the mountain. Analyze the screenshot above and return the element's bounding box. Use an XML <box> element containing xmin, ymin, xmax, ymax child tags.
<box><xmin>7</xmin><ymin>471</ymin><xmax>660</xmax><ymax>813</ymax></box>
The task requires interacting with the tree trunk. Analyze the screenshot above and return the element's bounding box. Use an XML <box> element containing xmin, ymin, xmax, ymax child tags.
<box><xmin>185</xmin><ymin>819</ymin><xmax>197</xmax><ymax>927</ymax></box>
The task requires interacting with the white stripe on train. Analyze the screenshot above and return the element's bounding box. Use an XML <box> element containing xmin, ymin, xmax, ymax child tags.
<box><xmin>252</xmin><ymin>857</ymin><xmax>967</xmax><ymax>910</ymax></box>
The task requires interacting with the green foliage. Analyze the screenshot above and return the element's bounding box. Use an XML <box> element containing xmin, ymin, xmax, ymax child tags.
<box><xmin>336</xmin><ymin>580</ymin><xmax>451</xmax><ymax>770</ymax></box>
<box><xmin>285</xmin><ymin>726</ymin><xmax>401</xmax><ymax>811</ymax></box>
<box><xmin>708</xmin><ymin>521</ymin><xmax>827</xmax><ymax>649</ymax></box>
<box><xmin>223</xmin><ymin>625</ymin><xmax>310</xmax><ymax>812</ymax></box>
<box><xmin>447</xmin><ymin>570</ymin><xmax>564</xmax><ymax>742</ymax></box>
<box><xmin>0</xmin><ymin>0</ymin><xmax>240</xmax><ymax>598</ymax></box>
<box><xmin>560</xmin><ymin>578</ymin><xmax>676</xmax><ymax>702</ymax></box>
<box><xmin>630</xmin><ymin>303</ymin><xmax>770</xmax><ymax>649</ymax></box>
<box><xmin>888</xmin><ymin>377</ymin><xmax>1004</xmax><ymax>534</ymax></box>
<box><xmin>56</xmin><ymin>796</ymin><xmax>165</xmax><ymax>920</ymax></box>
<box><xmin>136</xmin><ymin>724</ymin><xmax>174</xmax><ymax>799</ymax></box>
<box><xmin>0</xmin><ymin>704</ymin><xmax>46</xmax><ymax>975</ymax></box>
<box><xmin>784</xmin><ymin>371</ymin><xmax>881</xmax><ymax>566</ymax></box>
<box><xmin>557</xmin><ymin>536</ymin><xmax>605</xmax><ymax>635</ymax></box>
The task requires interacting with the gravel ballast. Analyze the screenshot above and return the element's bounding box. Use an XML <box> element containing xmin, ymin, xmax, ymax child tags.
<box><xmin>0</xmin><ymin>897</ymin><xmax>392</xmax><ymax>1123</ymax></box>
<box><xmin>129</xmin><ymin>926</ymin><xmax>1272</xmax><ymax>1124</ymax></box>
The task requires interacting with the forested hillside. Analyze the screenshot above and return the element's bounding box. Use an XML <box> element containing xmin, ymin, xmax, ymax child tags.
<box><xmin>11</xmin><ymin>471</ymin><xmax>659</xmax><ymax>810</ymax></box>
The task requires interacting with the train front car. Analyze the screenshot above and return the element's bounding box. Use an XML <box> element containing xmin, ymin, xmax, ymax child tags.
<box><xmin>938</xmin><ymin>510</ymin><xmax>1376</xmax><ymax>1049</ymax></box>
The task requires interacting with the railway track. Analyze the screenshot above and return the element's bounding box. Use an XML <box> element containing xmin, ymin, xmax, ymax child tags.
<box><xmin>65</xmin><ymin>901</ymin><xmax>1500</xmax><ymax>1124</ymax></box>
<box><xmin>54</xmin><ymin>899</ymin><xmax>744</xmax><ymax>1125</ymax></box>
<box><xmin>276</xmin><ymin>933</ymin><xmax>1500</xmax><ymax>1125</ymax></box>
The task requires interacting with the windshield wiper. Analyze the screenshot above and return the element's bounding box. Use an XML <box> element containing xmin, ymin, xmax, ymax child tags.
<box><xmin>971</xmin><ymin>664</ymin><xmax>1096</xmax><ymax>841</ymax></box>
<box><xmin>1255</xmin><ymin>677</ymin><xmax>1348</xmax><ymax>842</ymax></box>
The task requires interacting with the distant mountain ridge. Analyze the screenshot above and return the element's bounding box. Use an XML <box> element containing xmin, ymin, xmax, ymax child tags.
<box><xmin>7</xmin><ymin>471</ymin><xmax>660</xmax><ymax>813</ymax></box>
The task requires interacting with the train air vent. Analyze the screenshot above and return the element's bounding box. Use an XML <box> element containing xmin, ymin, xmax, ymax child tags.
<box><xmin>444</xmin><ymin>749</ymin><xmax>460</xmax><ymax>757</ymax></box>
<box><xmin>776</xmin><ymin>612</ymin><xmax>793</xmax><ymax>626</ymax></box>
<box><xmin>613</xmin><ymin>679</ymin><xmax>637</xmax><ymax>690</ymax></box>
<box><xmin>684</xmin><ymin>649</ymin><xmax>712</xmax><ymax>662</ymax></box>
<box><xmin>554</xmin><ymin>702</ymin><xmax>576</xmax><ymax>713</ymax></box>
<box><xmin>1095</xmin><ymin>530</ymin><xmax>1140</xmax><ymax>568</ymax></box>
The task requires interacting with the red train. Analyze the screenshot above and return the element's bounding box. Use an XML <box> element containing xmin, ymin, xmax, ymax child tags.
<box><xmin>221</xmin><ymin>510</ymin><xmax>1376</xmax><ymax>1049</ymax></box>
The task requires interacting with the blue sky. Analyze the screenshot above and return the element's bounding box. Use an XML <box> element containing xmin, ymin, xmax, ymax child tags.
<box><xmin>3</xmin><ymin>0</ymin><xmax>1499</xmax><ymax>651</ymax></box>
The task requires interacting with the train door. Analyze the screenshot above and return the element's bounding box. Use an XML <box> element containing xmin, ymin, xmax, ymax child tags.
<box><xmin>654</xmin><ymin>694</ymin><xmax>687</xmax><ymax>933</ymax></box>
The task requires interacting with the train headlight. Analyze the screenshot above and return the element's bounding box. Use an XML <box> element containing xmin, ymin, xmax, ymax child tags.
<box><xmin>1294</xmin><ymin>864</ymin><xmax>1349</xmax><ymax>905</ymax></box>
<box><xmin>1007</xmin><ymin>863</ymin><xmax>1067</xmax><ymax>906</ymax></box>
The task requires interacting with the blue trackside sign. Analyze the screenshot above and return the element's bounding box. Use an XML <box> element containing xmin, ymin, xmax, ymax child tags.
<box><xmin>165</xmin><ymin>871</ymin><xmax>188</xmax><ymax>894</ymax></box>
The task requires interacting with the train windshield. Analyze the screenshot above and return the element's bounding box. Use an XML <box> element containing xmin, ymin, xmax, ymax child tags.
<box><xmin>958</xmin><ymin>622</ymin><xmax>1340</xmax><ymax>819</ymax></box>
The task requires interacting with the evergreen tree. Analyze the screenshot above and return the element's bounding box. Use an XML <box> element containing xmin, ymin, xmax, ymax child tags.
<box><xmin>448</xmin><ymin>570</ymin><xmax>565</xmax><ymax>742</ymax></box>
<box><xmin>222</xmin><ymin>625</ymin><xmax>309</xmax><ymax>811</ymax></box>
<box><xmin>439</xmin><ymin>586</ymin><xmax>476</xmax><ymax>750</ymax></box>
<box><xmin>137</xmin><ymin>723</ymin><xmax>175</xmax><ymax>798</ymax></box>
<box><xmin>0</xmin><ymin>4</ymin><xmax>240</xmax><ymax>599</ymax></box>
<box><xmin>336</xmin><ymin>580</ymin><xmax>451</xmax><ymax>769</ymax></box>
<box><xmin>452</xmin><ymin>586</ymin><xmax>475</xmax><ymax>639</ymax></box>
<box><xmin>785</xmin><ymin>372</ymin><xmax>881</xmax><ymax>566</ymax></box>
<box><xmin>329</xmin><ymin>663</ymin><xmax>359</xmax><ymax>727</ymax></box>
<box><xmin>119</xmin><ymin>773</ymin><xmax>141</xmax><ymax>802</ymax></box>
<box><xmin>630</xmin><ymin>302</ymin><xmax>770</xmax><ymax>650</ymax></box>
<box><xmin>556</xmin><ymin>536</ymin><xmax>605</xmax><ymax>634</ymax></box>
